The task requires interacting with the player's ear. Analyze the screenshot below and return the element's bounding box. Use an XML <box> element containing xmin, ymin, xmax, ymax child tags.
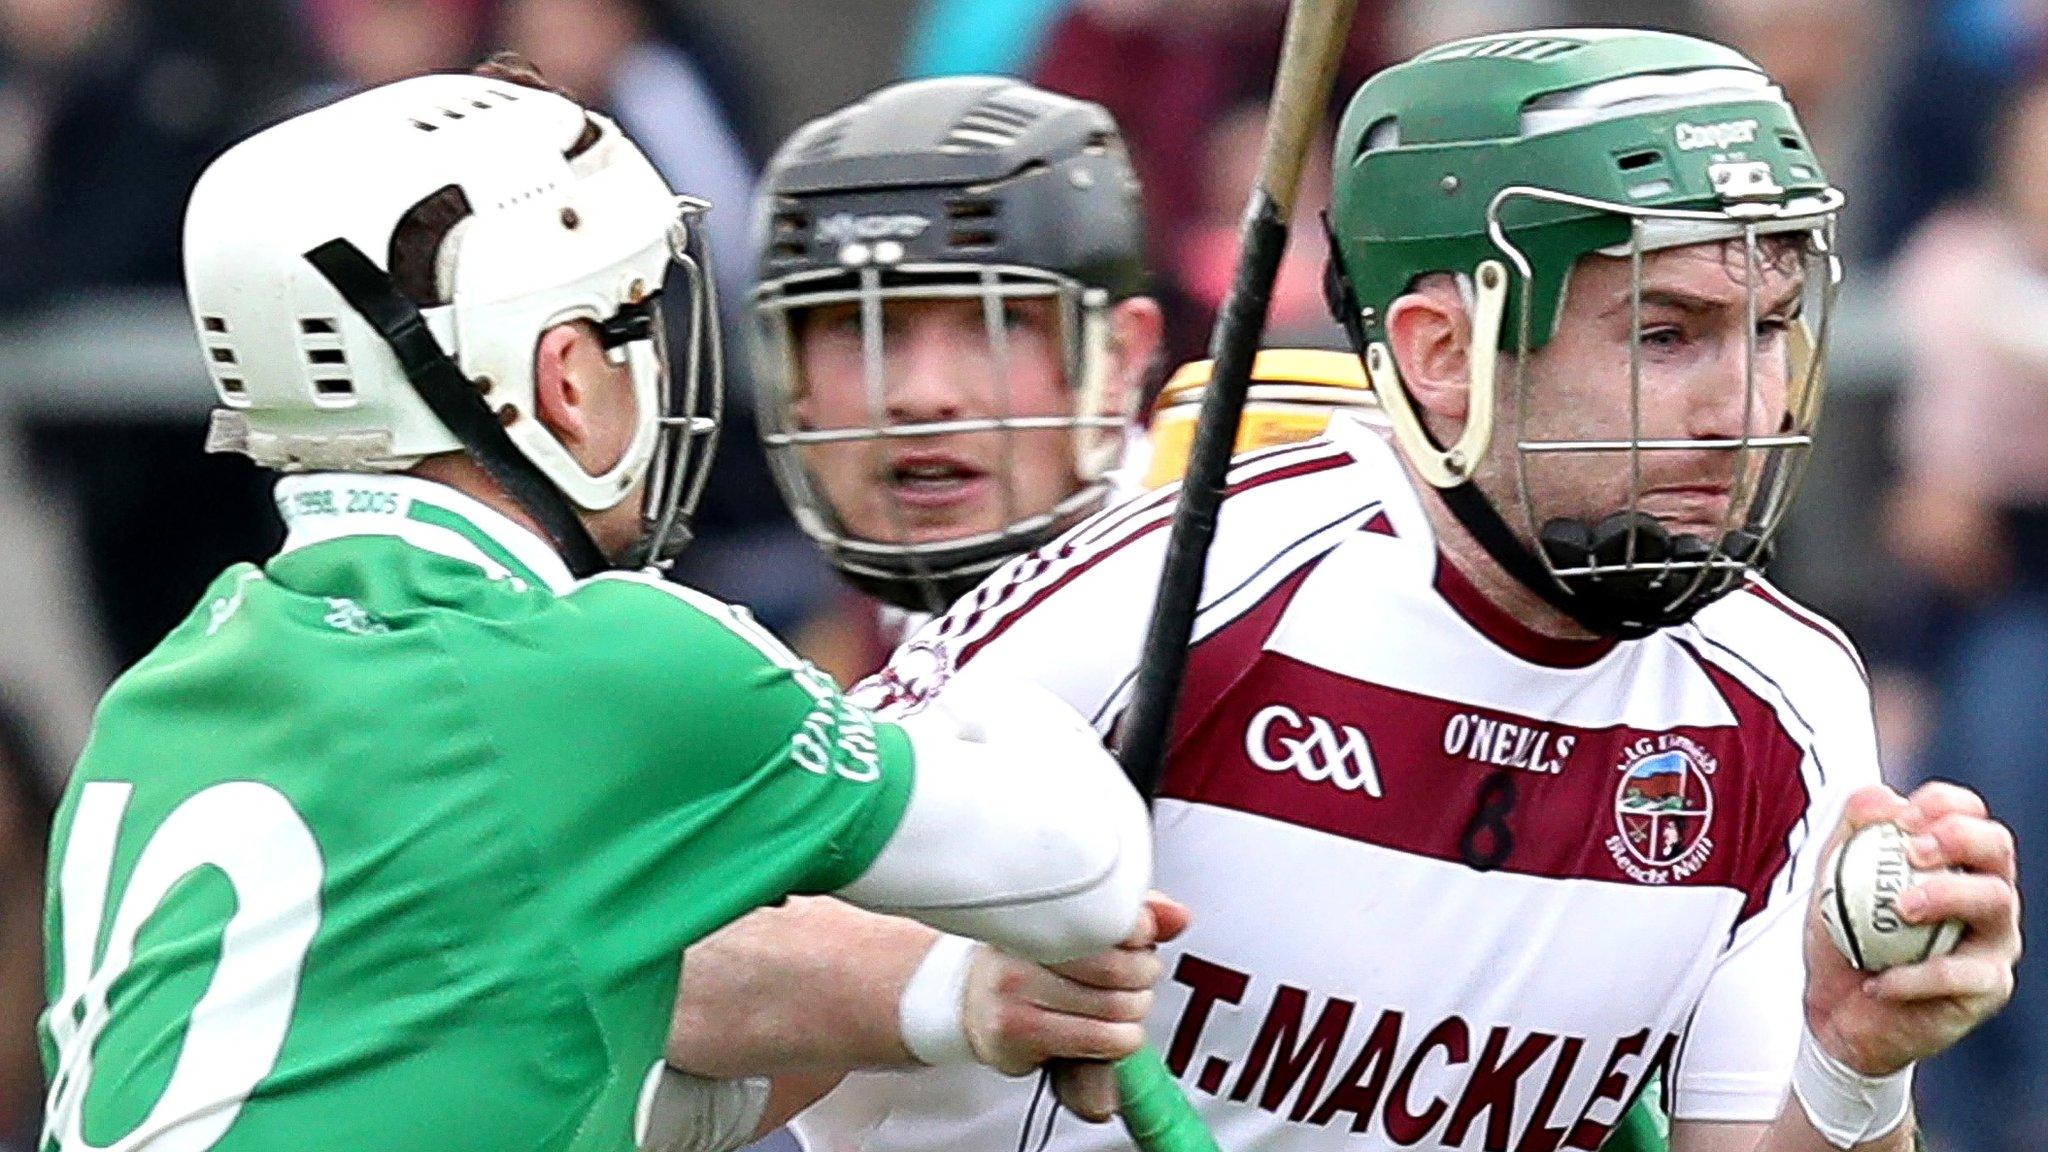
<box><xmin>1384</xmin><ymin>278</ymin><xmax>1471</xmax><ymax>424</ymax></box>
<box><xmin>1103</xmin><ymin>295</ymin><xmax>1165</xmax><ymax>414</ymax></box>
<box><xmin>533</xmin><ymin>322</ymin><xmax>593</xmax><ymax>449</ymax></box>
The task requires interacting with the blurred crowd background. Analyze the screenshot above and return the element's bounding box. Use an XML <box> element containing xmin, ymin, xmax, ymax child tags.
<box><xmin>2</xmin><ymin>0</ymin><xmax>2046</xmax><ymax>1148</ymax></box>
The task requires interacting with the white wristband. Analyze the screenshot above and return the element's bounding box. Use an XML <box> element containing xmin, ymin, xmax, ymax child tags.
<box><xmin>1791</xmin><ymin>1024</ymin><xmax>1913</xmax><ymax>1149</ymax></box>
<box><xmin>899</xmin><ymin>934</ymin><xmax>979</xmax><ymax>1066</ymax></box>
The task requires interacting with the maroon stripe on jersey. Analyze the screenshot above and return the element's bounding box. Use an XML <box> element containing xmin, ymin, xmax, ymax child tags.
<box><xmin>937</xmin><ymin>444</ymin><xmax>1350</xmax><ymax>654</ymax></box>
<box><xmin>1435</xmin><ymin>555</ymin><xmax>1618</xmax><ymax>669</ymax></box>
<box><xmin>1168</xmin><ymin>556</ymin><xmax>1329</xmax><ymax>755</ymax></box>
<box><xmin>1361</xmin><ymin>510</ymin><xmax>1396</xmax><ymax>537</ymax></box>
<box><xmin>1075</xmin><ymin>481</ymin><xmax>1180</xmax><ymax>549</ymax></box>
<box><xmin>1079</xmin><ymin>439</ymin><xmax>1337</xmax><ymax>549</ymax></box>
<box><xmin>955</xmin><ymin>451</ymin><xmax>1353</xmax><ymax>667</ymax></box>
<box><xmin>1158</xmin><ymin>650</ymin><xmax>1810</xmax><ymax>916</ymax></box>
<box><xmin>1677</xmin><ymin>642</ymin><xmax>1814</xmax><ymax>922</ymax></box>
<box><xmin>933</xmin><ymin>550</ymin><xmax>1049</xmax><ymax>646</ymax></box>
<box><xmin>1742</xmin><ymin>582</ymin><xmax>1868</xmax><ymax>684</ymax></box>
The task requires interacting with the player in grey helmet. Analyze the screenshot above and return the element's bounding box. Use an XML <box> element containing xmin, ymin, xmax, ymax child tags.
<box><xmin>661</xmin><ymin>77</ymin><xmax>1180</xmax><ymax>1147</ymax></box>
<box><xmin>748</xmin><ymin>75</ymin><xmax>1165</xmax><ymax>614</ymax></box>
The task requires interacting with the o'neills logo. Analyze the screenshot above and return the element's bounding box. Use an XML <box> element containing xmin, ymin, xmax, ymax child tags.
<box><xmin>1674</xmin><ymin>119</ymin><xmax>1759</xmax><ymax>152</ymax></box>
<box><xmin>1440</xmin><ymin>711</ymin><xmax>1576</xmax><ymax>775</ymax></box>
<box><xmin>1245</xmin><ymin>704</ymin><xmax>1383</xmax><ymax>797</ymax></box>
<box><xmin>1605</xmin><ymin>735</ymin><xmax>1717</xmax><ymax>884</ymax></box>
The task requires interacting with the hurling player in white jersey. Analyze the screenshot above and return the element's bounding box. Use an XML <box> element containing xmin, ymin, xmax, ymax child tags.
<box><xmin>850</xmin><ymin>28</ymin><xmax>2020</xmax><ymax>1152</ymax></box>
<box><xmin>663</xmin><ymin>76</ymin><xmax>1180</xmax><ymax>1136</ymax></box>
<box><xmin>666</xmin><ymin>67</ymin><xmax>1660</xmax><ymax>1152</ymax></box>
<box><xmin>685</xmin><ymin>32</ymin><xmax>2021</xmax><ymax>1152</ymax></box>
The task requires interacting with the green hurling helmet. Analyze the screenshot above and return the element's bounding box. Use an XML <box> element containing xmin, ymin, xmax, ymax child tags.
<box><xmin>1324</xmin><ymin>28</ymin><xmax>1844</xmax><ymax>638</ymax></box>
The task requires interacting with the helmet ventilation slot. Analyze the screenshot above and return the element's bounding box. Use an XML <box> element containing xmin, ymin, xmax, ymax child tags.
<box><xmin>1613</xmin><ymin>148</ymin><xmax>1674</xmax><ymax>200</ymax></box>
<box><xmin>199</xmin><ymin>315</ymin><xmax>245</xmax><ymax>402</ymax></box>
<box><xmin>408</xmin><ymin>92</ymin><xmax>518</xmax><ymax>134</ymax></box>
<box><xmin>946</xmin><ymin>199</ymin><xmax>999</xmax><ymax>247</ymax></box>
<box><xmin>300</xmin><ymin>314</ymin><xmax>354</xmax><ymax>404</ymax></box>
<box><xmin>944</xmin><ymin>95</ymin><xmax>1047</xmax><ymax>152</ymax></box>
<box><xmin>1422</xmin><ymin>36</ymin><xmax>1586</xmax><ymax>64</ymax></box>
<box><xmin>772</xmin><ymin>209</ymin><xmax>808</xmax><ymax>258</ymax></box>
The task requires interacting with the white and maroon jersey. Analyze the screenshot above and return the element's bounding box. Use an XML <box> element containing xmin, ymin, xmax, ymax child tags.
<box><xmin>799</xmin><ymin>412</ymin><xmax>1874</xmax><ymax>1152</ymax></box>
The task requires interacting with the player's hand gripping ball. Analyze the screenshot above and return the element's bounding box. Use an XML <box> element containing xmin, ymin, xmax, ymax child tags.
<box><xmin>1819</xmin><ymin>821</ymin><xmax>1966</xmax><ymax>971</ymax></box>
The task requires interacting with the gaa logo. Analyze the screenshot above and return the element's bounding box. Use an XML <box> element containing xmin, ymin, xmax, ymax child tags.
<box><xmin>1244</xmin><ymin>703</ymin><xmax>1383</xmax><ymax>797</ymax></box>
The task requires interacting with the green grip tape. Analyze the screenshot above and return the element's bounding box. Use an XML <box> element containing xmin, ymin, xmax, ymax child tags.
<box><xmin>1115</xmin><ymin>1046</ymin><xmax>1220</xmax><ymax>1152</ymax></box>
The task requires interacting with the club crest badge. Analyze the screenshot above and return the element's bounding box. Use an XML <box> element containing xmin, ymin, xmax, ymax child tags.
<box><xmin>1605</xmin><ymin>734</ymin><xmax>1718</xmax><ymax>884</ymax></box>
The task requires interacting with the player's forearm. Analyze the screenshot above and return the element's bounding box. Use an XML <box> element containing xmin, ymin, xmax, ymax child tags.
<box><xmin>669</xmin><ymin>897</ymin><xmax>935</xmax><ymax>1077</ymax></box>
<box><xmin>755</xmin><ymin>1071</ymin><xmax>847</xmax><ymax>1138</ymax></box>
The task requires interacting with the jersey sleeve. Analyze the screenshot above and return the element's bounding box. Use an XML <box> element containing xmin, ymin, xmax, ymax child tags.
<box><xmin>1669</xmin><ymin>594</ymin><xmax>1881</xmax><ymax>1123</ymax></box>
<box><xmin>611</xmin><ymin>572</ymin><xmax>915</xmax><ymax>892</ymax></box>
<box><xmin>854</xmin><ymin>438</ymin><xmax>1373</xmax><ymax>733</ymax></box>
<box><xmin>490</xmin><ymin>572</ymin><xmax>917</xmax><ymax>961</ymax></box>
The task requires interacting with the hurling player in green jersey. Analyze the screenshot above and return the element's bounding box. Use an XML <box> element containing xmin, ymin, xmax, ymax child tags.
<box><xmin>37</xmin><ymin>59</ymin><xmax>1164</xmax><ymax>1152</ymax></box>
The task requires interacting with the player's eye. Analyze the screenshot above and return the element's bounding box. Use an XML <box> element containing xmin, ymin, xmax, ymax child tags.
<box><xmin>803</xmin><ymin>307</ymin><xmax>864</xmax><ymax>340</ymax></box>
<box><xmin>1638</xmin><ymin>324</ymin><xmax>1687</xmax><ymax>352</ymax></box>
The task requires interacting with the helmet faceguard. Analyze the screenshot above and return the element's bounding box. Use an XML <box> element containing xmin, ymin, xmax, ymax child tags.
<box><xmin>186</xmin><ymin>74</ymin><xmax>722</xmax><ymax>575</ymax></box>
<box><xmin>753</xmin><ymin>262</ymin><xmax>1127</xmax><ymax>611</ymax></box>
<box><xmin>1325</xmin><ymin>30</ymin><xmax>1845</xmax><ymax>637</ymax></box>
<box><xmin>750</xmin><ymin>77</ymin><xmax>1148</xmax><ymax>612</ymax></box>
<box><xmin>620</xmin><ymin>195</ymin><xmax>723</xmax><ymax>568</ymax></box>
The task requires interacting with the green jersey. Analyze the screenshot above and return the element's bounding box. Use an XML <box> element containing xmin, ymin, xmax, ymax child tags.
<box><xmin>40</xmin><ymin>473</ymin><xmax>915</xmax><ymax>1152</ymax></box>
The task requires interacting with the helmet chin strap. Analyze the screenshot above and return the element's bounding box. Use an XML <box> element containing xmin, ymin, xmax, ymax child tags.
<box><xmin>305</xmin><ymin>238</ymin><xmax>611</xmax><ymax>578</ymax></box>
<box><xmin>1439</xmin><ymin>479</ymin><xmax>1759</xmax><ymax>641</ymax></box>
<box><xmin>1432</xmin><ymin>481</ymin><xmax>1654</xmax><ymax>640</ymax></box>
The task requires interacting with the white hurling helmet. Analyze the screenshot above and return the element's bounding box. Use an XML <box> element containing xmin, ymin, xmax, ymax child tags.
<box><xmin>184</xmin><ymin>72</ymin><xmax>721</xmax><ymax>572</ymax></box>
